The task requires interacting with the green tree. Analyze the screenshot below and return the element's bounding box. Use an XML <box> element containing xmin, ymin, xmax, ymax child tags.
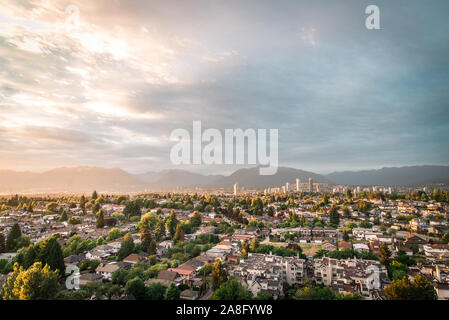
<box><xmin>92</xmin><ymin>202</ymin><xmax>101</xmax><ymax>215</ymax></box>
<box><xmin>6</xmin><ymin>223</ymin><xmax>22</xmax><ymax>252</ymax></box>
<box><xmin>328</xmin><ymin>204</ymin><xmax>340</xmax><ymax>226</ymax></box>
<box><xmin>199</xmin><ymin>263</ymin><xmax>213</xmax><ymax>276</ymax></box>
<box><xmin>241</xmin><ymin>239</ymin><xmax>249</xmax><ymax>258</ymax></box>
<box><xmin>106</xmin><ymin>228</ymin><xmax>123</xmax><ymax>241</ymax></box>
<box><xmin>255</xmin><ymin>291</ymin><xmax>273</xmax><ymax>300</ymax></box>
<box><xmin>145</xmin><ymin>282</ymin><xmax>166</xmax><ymax>300</ymax></box>
<box><xmin>45</xmin><ymin>202</ymin><xmax>58</xmax><ymax>213</ymax></box>
<box><xmin>250</xmin><ymin>237</ymin><xmax>259</xmax><ymax>251</ymax></box>
<box><xmin>212</xmin><ymin>258</ymin><xmax>228</xmax><ymax>290</ymax></box>
<box><xmin>125</xmin><ymin>277</ymin><xmax>146</xmax><ymax>300</ymax></box>
<box><xmin>384</xmin><ymin>275</ymin><xmax>437</xmax><ymax>300</ymax></box>
<box><xmin>0</xmin><ymin>233</ymin><xmax>5</xmax><ymax>253</ymax></box>
<box><xmin>442</xmin><ymin>233</ymin><xmax>449</xmax><ymax>244</ymax></box>
<box><xmin>410</xmin><ymin>274</ymin><xmax>437</xmax><ymax>300</ymax></box>
<box><xmin>15</xmin><ymin>235</ymin><xmax>30</xmax><ymax>251</ymax></box>
<box><xmin>155</xmin><ymin>220</ymin><xmax>166</xmax><ymax>241</ymax></box>
<box><xmin>165</xmin><ymin>211</ymin><xmax>179</xmax><ymax>238</ymax></box>
<box><xmin>190</xmin><ymin>211</ymin><xmax>202</xmax><ymax>228</ymax></box>
<box><xmin>379</xmin><ymin>242</ymin><xmax>392</xmax><ymax>267</ymax></box>
<box><xmin>342</xmin><ymin>205</ymin><xmax>350</xmax><ymax>218</ymax></box>
<box><xmin>173</xmin><ymin>225</ymin><xmax>185</xmax><ymax>243</ymax></box>
<box><xmin>212</xmin><ymin>278</ymin><xmax>252</xmax><ymax>300</ymax></box>
<box><xmin>123</xmin><ymin>201</ymin><xmax>142</xmax><ymax>220</ymax></box>
<box><xmin>59</xmin><ymin>211</ymin><xmax>68</xmax><ymax>222</ymax></box>
<box><xmin>359</xmin><ymin>220</ymin><xmax>372</xmax><ymax>229</ymax></box>
<box><xmin>39</xmin><ymin>236</ymin><xmax>65</xmax><ymax>276</ymax></box>
<box><xmin>92</xmin><ymin>190</ymin><xmax>98</xmax><ymax>200</ymax></box>
<box><xmin>118</xmin><ymin>233</ymin><xmax>135</xmax><ymax>260</ymax></box>
<box><xmin>96</xmin><ymin>209</ymin><xmax>105</xmax><ymax>229</ymax></box>
<box><xmin>296</xmin><ymin>285</ymin><xmax>336</xmax><ymax>300</ymax></box>
<box><xmin>2</xmin><ymin>262</ymin><xmax>59</xmax><ymax>300</ymax></box>
<box><xmin>164</xmin><ymin>282</ymin><xmax>180</xmax><ymax>300</ymax></box>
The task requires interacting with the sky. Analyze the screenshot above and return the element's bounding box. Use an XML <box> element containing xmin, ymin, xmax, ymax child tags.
<box><xmin>0</xmin><ymin>0</ymin><xmax>449</xmax><ymax>175</ymax></box>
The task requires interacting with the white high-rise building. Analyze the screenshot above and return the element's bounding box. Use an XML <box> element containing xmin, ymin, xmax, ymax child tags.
<box><xmin>308</xmin><ymin>178</ymin><xmax>313</xmax><ymax>192</ymax></box>
<box><xmin>234</xmin><ymin>183</ymin><xmax>238</xmax><ymax>196</ymax></box>
<box><xmin>286</xmin><ymin>182</ymin><xmax>289</xmax><ymax>192</ymax></box>
<box><xmin>296</xmin><ymin>178</ymin><xmax>300</xmax><ymax>192</ymax></box>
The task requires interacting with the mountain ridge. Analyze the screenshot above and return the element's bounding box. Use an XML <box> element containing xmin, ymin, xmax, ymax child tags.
<box><xmin>0</xmin><ymin>165</ymin><xmax>448</xmax><ymax>193</ymax></box>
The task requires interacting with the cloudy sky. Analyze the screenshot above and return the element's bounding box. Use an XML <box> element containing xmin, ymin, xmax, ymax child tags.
<box><xmin>1</xmin><ymin>0</ymin><xmax>448</xmax><ymax>175</ymax></box>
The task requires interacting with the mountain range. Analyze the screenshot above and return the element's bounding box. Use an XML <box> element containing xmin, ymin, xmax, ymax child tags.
<box><xmin>0</xmin><ymin>165</ymin><xmax>448</xmax><ymax>193</ymax></box>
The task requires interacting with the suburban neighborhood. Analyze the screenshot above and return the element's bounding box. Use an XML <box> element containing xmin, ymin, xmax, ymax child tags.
<box><xmin>1</xmin><ymin>185</ymin><xmax>448</xmax><ymax>300</ymax></box>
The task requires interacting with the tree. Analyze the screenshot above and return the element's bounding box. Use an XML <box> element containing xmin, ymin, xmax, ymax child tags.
<box><xmin>92</xmin><ymin>202</ymin><xmax>101</xmax><ymax>215</ymax></box>
<box><xmin>39</xmin><ymin>236</ymin><xmax>65</xmax><ymax>276</ymax></box>
<box><xmin>379</xmin><ymin>242</ymin><xmax>392</xmax><ymax>267</ymax></box>
<box><xmin>199</xmin><ymin>263</ymin><xmax>213</xmax><ymax>276</ymax></box>
<box><xmin>241</xmin><ymin>239</ymin><xmax>249</xmax><ymax>258</ymax></box>
<box><xmin>190</xmin><ymin>211</ymin><xmax>202</xmax><ymax>228</ymax></box>
<box><xmin>79</xmin><ymin>259</ymin><xmax>101</xmax><ymax>272</ymax></box>
<box><xmin>2</xmin><ymin>262</ymin><xmax>59</xmax><ymax>300</ymax></box>
<box><xmin>107</xmin><ymin>228</ymin><xmax>123</xmax><ymax>241</ymax></box>
<box><xmin>342</xmin><ymin>230</ymin><xmax>350</xmax><ymax>242</ymax></box>
<box><xmin>342</xmin><ymin>205</ymin><xmax>351</xmax><ymax>218</ymax></box>
<box><xmin>359</xmin><ymin>220</ymin><xmax>372</xmax><ymax>229</ymax></box>
<box><xmin>384</xmin><ymin>275</ymin><xmax>437</xmax><ymax>300</ymax></box>
<box><xmin>358</xmin><ymin>201</ymin><xmax>371</xmax><ymax>213</ymax></box>
<box><xmin>118</xmin><ymin>233</ymin><xmax>135</xmax><ymax>260</ymax></box>
<box><xmin>346</xmin><ymin>222</ymin><xmax>357</xmax><ymax>229</ymax></box>
<box><xmin>410</xmin><ymin>274</ymin><xmax>437</xmax><ymax>300</ymax></box>
<box><xmin>15</xmin><ymin>235</ymin><xmax>30</xmax><ymax>251</ymax></box>
<box><xmin>250</xmin><ymin>237</ymin><xmax>259</xmax><ymax>252</ymax></box>
<box><xmin>296</xmin><ymin>285</ymin><xmax>336</xmax><ymax>300</ymax></box>
<box><xmin>212</xmin><ymin>258</ymin><xmax>228</xmax><ymax>290</ymax></box>
<box><xmin>255</xmin><ymin>291</ymin><xmax>273</xmax><ymax>300</ymax></box>
<box><xmin>328</xmin><ymin>204</ymin><xmax>340</xmax><ymax>226</ymax></box>
<box><xmin>164</xmin><ymin>282</ymin><xmax>180</xmax><ymax>300</ymax></box>
<box><xmin>145</xmin><ymin>282</ymin><xmax>166</xmax><ymax>300</ymax></box>
<box><xmin>165</xmin><ymin>211</ymin><xmax>179</xmax><ymax>238</ymax></box>
<box><xmin>123</xmin><ymin>201</ymin><xmax>142</xmax><ymax>221</ymax></box>
<box><xmin>140</xmin><ymin>218</ymin><xmax>151</xmax><ymax>244</ymax></box>
<box><xmin>0</xmin><ymin>233</ymin><xmax>5</xmax><ymax>253</ymax></box>
<box><xmin>45</xmin><ymin>202</ymin><xmax>58</xmax><ymax>213</ymax></box>
<box><xmin>6</xmin><ymin>223</ymin><xmax>22</xmax><ymax>252</ymax></box>
<box><xmin>96</xmin><ymin>209</ymin><xmax>105</xmax><ymax>229</ymax></box>
<box><xmin>92</xmin><ymin>190</ymin><xmax>98</xmax><ymax>200</ymax></box>
<box><xmin>212</xmin><ymin>278</ymin><xmax>252</xmax><ymax>300</ymax></box>
<box><xmin>442</xmin><ymin>233</ymin><xmax>449</xmax><ymax>244</ymax></box>
<box><xmin>59</xmin><ymin>211</ymin><xmax>68</xmax><ymax>222</ymax></box>
<box><xmin>125</xmin><ymin>277</ymin><xmax>145</xmax><ymax>300</ymax></box>
<box><xmin>96</xmin><ymin>236</ymin><xmax>106</xmax><ymax>246</ymax></box>
<box><xmin>173</xmin><ymin>225</ymin><xmax>185</xmax><ymax>243</ymax></box>
<box><xmin>155</xmin><ymin>220</ymin><xmax>166</xmax><ymax>241</ymax></box>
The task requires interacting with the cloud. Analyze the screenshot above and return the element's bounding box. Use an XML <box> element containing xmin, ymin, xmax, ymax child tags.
<box><xmin>0</xmin><ymin>0</ymin><xmax>448</xmax><ymax>173</ymax></box>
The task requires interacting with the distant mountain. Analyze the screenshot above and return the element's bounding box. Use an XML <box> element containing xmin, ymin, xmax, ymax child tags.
<box><xmin>213</xmin><ymin>166</ymin><xmax>331</xmax><ymax>189</ymax></box>
<box><xmin>0</xmin><ymin>167</ymin><xmax>145</xmax><ymax>193</ymax></box>
<box><xmin>145</xmin><ymin>170</ymin><xmax>222</xmax><ymax>189</ymax></box>
<box><xmin>325</xmin><ymin>165</ymin><xmax>449</xmax><ymax>186</ymax></box>
<box><xmin>137</xmin><ymin>170</ymin><xmax>166</xmax><ymax>183</ymax></box>
<box><xmin>2</xmin><ymin>165</ymin><xmax>449</xmax><ymax>193</ymax></box>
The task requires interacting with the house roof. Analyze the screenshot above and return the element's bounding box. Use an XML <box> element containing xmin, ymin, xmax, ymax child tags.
<box><xmin>157</xmin><ymin>270</ymin><xmax>179</xmax><ymax>281</ymax></box>
<box><xmin>123</xmin><ymin>253</ymin><xmax>148</xmax><ymax>263</ymax></box>
<box><xmin>180</xmin><ymin>289</ymin><xmax>199</xmax><ymax>299</ymax></box>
